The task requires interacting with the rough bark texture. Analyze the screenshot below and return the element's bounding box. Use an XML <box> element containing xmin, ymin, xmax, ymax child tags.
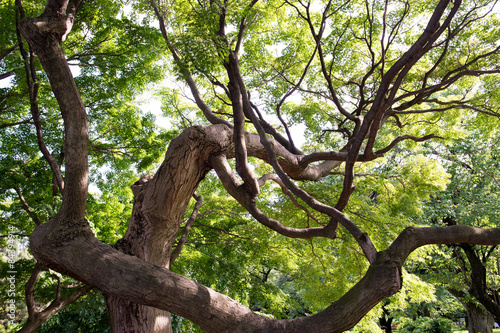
<box><xmin>465</xmin><ymin>301</ymin><xmax>494</xmax><ymax>333</ymax></box>
<box><xmin>106</xmin><ymin>125</ymin><xmax>231</xmax><ymax>332</ymax></box>
<box><xmin>18</xmin><ymin>11</ymin><xmax>88</xmax><ymax>222</ymax></box>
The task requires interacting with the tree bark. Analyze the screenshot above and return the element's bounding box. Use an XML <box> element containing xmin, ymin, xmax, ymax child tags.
<box><xmin>460</xmin><ymin>244</ymin><xmax>500</xmax><ymax>324</ymax></box>
<box><xmin>18</xmin><ymin>10</ymin><xmax>88</xmax><ymax>222</ymax></box>
<box><xmin>105</xmin><ymin>126</ymin><xmax>228</xmax><ymax>332</ymax></box>
<box><xmin>28</xmin><ymin>125</ymin><xmax>500</xmax><ymax>332</ymax></box>
<box><xmin>465</xmin><ymin>301</ymin><xmax>494</xmax><ymax>333</ymax></box>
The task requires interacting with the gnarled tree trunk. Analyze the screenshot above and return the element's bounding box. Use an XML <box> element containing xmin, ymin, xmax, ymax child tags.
<box><xmin>105</xmin><ymin>125</ymin><xmax>231</xmax><ymax>332</ymax></box>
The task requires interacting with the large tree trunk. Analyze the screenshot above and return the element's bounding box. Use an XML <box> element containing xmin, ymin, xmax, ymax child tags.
<box><xmin>465</xmin><ymin>301</ymin><xmax>494</xmax><ymax>333</ymax></box>
<box><xmin>105</xmin><ymin>125</ymin><xmax>227</xmax><ymax>332</ymax></box>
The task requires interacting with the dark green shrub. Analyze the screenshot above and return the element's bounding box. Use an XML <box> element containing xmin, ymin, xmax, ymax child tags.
<box><xmin>398</xmin><ymin>317</ymin><xmax>452</xmax><ymax>333</ymax></box>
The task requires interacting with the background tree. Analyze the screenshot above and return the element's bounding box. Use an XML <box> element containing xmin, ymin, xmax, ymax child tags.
<box><xmin>1</xmin><ymin>0</ymin><xmax>500</xmax><ymax>332</ymax></box>
<box><xmin>409</xmin><ymin>130</ymin><xmax>500</xmax><ymax>333</ymax></box>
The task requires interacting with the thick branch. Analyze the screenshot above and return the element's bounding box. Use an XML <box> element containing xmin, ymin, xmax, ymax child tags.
<box><xmin>29</xmin><ymin>228</ymin><xmax>391</xmax><ymax>333</ymax></box>
<box><xmin>32</xmin><ymin>224</ymin><xmax>500</xmax><ymax>333</ymax></box>
<box><xmin>387</xmin><ymin>225</ymin><xmax>500</xmax><ymax>265</ymax></box>
<box><xmin>226</xmin><ymin>54</ymin><xmax>260</xmax><ymax>197</ymax></box>
<box><xmin>18</xmin><ymin>0</ymin><xmax>88</xmax><ymax>221</ymax></box>
<box><xmin>336</xmin><ymin>0</ymin><xmax>457</xmax><ymax>213</ymax></box>
<box><xmin>235</xmin><ymin>101</ymin><xmax>378</xmax><ymax>261</ymax></box>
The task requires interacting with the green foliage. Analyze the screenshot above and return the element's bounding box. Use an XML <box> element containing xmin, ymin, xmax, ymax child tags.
<box><xmin>401</xmin><ymin>128</ymin><xmax>500</xmax><ymax>328</ymax></box>
<box><xmin>398</xmin><ymin>316</ymin><xmax>453</xmax><ymax>333</ymax></box>
<box><xmin>387</xmin><ymin>268</ymin><xmax>437</xmax><ymax>311</ymax></box>
<box><xmin>37</xmin><ymin>291</ymin><xmax>110</xmax><ymax>333</ymax></box>
<box><xmin>352</xmin><ymin>306</ymin><xmax>384</xmax><ymax>333</ymax></box>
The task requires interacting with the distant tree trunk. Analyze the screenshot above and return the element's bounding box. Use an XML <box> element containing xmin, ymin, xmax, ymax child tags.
<box><xmin>465</xmin><ymin>301</ymin><xmax>494</xmax><ymax>333</ymax></box>
<box><xmin>379</xmin><ymin>304</ymin><xmax>393</xmax><ymax>333</ymax></box>
<box><xmin>379</xmin><ymin>315</ymin><xmax>393</xmax><ymax>333</ymax></box>
<box><xmin>460</xmin><ymin>244</ymin><xmax>500</xmax><ymax>324</ymax></box>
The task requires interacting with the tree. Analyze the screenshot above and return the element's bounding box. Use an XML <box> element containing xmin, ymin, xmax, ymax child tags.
<box><xmin>2</xmin><ymin>0</ymin><xmax>500</xmax><ymax>332</ymax></box>
<box><xmin>411</xmin><ymin>132</ymin><xmax>500</xmax><ymax>333</ymax></box>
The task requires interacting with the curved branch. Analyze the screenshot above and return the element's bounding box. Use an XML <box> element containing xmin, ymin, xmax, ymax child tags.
<box><xmin>14</xmin><ymin>187</ymin><xmax>41</xmax><ymax>226</ymax></box>
<box><xmin>211</xmin><ymin>154</ymin><xmax>332</xmax><ymax>239</ymax></box>
<box><xmin>274</xmin><ymin>38</ymin><xmax>319</xmax><ymax>155</ymax></box>
<box><xmin>19</xmin><ymin>263</ymin><xmax>92</xmax><ymax>333</ymax></box>
<box><xmin>226</xmin><ymin>53</ymin><xmax>260</xmax><ymax>197</ymax></box>
<box><xmin>366</xmin><ymin>0</ymin><xmax>461</xmax><ymax>156</ymax></box>
<box><xmin>251</xmin><ymin>101</ymin><xmax>304</xmax><ymax>155</ymax></box>
<box><xmin>31</xmin><ymin>221</ymin><xmax>500</xmax><ymax>333</ymax></box>
<box><xmin>18</xmin><ymin>2</ymin><xmax>88</xmax><ymax>221</ymax></box>
<box><xmin>335</xmin><ymin>0</ymin><xmax>458</xmax><ymax>215</ymax></box>
<box><xmin>245</xmin><ymin>100</ymin><xmax>378</xmax><ymax>260</ymax></box>
<box><xmin>234</xmin><ymin>0</ymin><xmax>259</xmax><ymax>54</ymax></box>
<box><xmin>258</xmin><ymin>174</ymin><xmax>324</xmax><ymax>226</ymax></box>
<box><xmin>375</xmin><ymin>134</ymin><xmax>442</xmax><ymax>155</ymax></box>
<box><xmin>387</xmin><ymin>225</ymin><xmax>500</xmax><ymax>265</ymax></box>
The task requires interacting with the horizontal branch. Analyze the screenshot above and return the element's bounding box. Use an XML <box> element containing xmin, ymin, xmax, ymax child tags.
<box><xmin>387</xmin><ymin>225</ymin><xmax>500</xmax><ymax>265</ymax></box>
<box><xmin>0</xmin><ymin>119</ymin><xmax>34</xmax><ymax>128</ymax></box>
<box><xmin>375</xmin><ymin>134</ymin><xmax>442</xmax><ymax>155</ymax></box>
<box><xmin>32</xmin><ymin>222</ymin><xmax>500</xmax><ymax>333</ymax></box>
